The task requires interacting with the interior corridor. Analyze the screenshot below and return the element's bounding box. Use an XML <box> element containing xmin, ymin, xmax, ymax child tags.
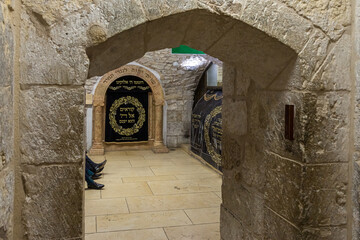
<box><xmin>85</xmin><ymin>148</ymin><xmax>222</xmax><ymax>240</ymax></box>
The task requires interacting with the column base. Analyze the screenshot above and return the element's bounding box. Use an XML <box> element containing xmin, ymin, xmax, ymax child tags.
<box><xmin>152</xmin><ymin>144</ymin><xmax>169</xmax><ymax>153</ymax></box>
<box><xmin>89</xmin><ymin>143</ymin><xmax>105</xmax><ymax>155</ymax></box>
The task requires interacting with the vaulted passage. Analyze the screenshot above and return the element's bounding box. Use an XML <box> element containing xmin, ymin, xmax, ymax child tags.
<box><xmin>84</xmin><ymin>9</ymin><xmax>302</xmax><ymax>239</ymax></box>
<box><xmin>2</xmin><ymin>1</ymin><xmax>358</xmax><ymax>240</ymax></box>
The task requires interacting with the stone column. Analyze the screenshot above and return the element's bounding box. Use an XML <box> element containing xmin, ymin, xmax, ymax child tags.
<box><xmin>152</xmin><ymin>104</ymin><xmax>169</xmax><ymax>153</ymax></box>
<box><xmin>148</xmin><ymin>93</ymin><xmax>154</xmax><ymax>141</ymax></box>
<box><xmin>89</xmin><ymin>101</ymin><xmax>105</xmax><ymax>155</ymax></box>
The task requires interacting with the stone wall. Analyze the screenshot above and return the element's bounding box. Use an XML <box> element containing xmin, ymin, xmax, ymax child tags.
<box><xmin>18</xmin><ymin>2</ymin><xmax>86</xmax><ymax>239</ymax></box>
<box><xmin>0</xmin><ymin>0</ymin><xmax>15</xmax><ymax>239</ymax></box>
<box><xmin>219</xmin><ymin>2</ymin><xmax>353</xmax><ymax>237</ymax></box>
<box><xmin>352</xmin><ymin>0</ymin><xmax>360</xmax><ymax>238</ymax></box>
<box><xmin>137</xmin><ymin>49</ymin><xmax>210</xmax><ymax>148</ymax></box>
<box><xmin>9</xmin><ymin>0</ymin><xmax>358</xmax><ymax>239</ymax></box>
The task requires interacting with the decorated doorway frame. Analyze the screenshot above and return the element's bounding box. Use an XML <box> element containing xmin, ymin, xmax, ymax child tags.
<box><xmin>89</xmin><ymin>64</ymin><xmax>168</xmax><ymax>154</ymax></box>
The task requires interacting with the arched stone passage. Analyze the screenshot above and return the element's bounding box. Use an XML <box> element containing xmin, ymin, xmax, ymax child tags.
<box><xmin>82</xmin><ymin>8</ymin><xmax>352</xmax><ymax>240</ymax></box>
<box><xmin>86</xmin><ymin>10</ymin><xmax>297</xmax><ymax>89</ymax></box>
<box><xmin>84</xmin><ymin>9</ymin><xmax>303</xmax><ymax>240</ymax></box>
<box><xmin>89</xmin><ymin>64</ymin><xmax>168</xmax><ymax>154</ymax></box>
<box><xmin>13</xmin><ymin>1</ymin><xmax>355</xmax><ymax>239</ymax></box>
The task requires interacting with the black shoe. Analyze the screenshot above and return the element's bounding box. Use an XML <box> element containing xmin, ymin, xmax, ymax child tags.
<box><xmin>91</xmin><ymin>173</ymin><xmax>102</xmax><ymax>180</ymax></box>
<box><xmin>96</xmin><ymin>159</ymin><xmax>107</xmax><ymax>169</ymax></box>
<box><xmin>95</xmin><ymin>166</ymin><xmax>104</xmax><ymax>173</ymax></box>
<box><xmin>87</xmin><ymin>181</ymin><xmax>104</xmax><ymax>190</ymax></box>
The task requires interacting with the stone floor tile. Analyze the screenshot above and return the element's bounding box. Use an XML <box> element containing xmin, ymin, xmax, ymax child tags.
<box><xmin>106</xmin><ymin>155</ymin><xmax>144</xmax><ymax>161</ymax></box>
<box><xmin>105</xmin><ymin>160</ymin><xmax>132</xmax><ymax>168</ymax></box>
<box><xmin>85</xmin><ymin>198</ymin><xmax>129</xmax><ymax>216</ymax></box>
<box><xmin>103</xmin><ymin>167</ymin><xmax>154</xmax><ymax>176</ymax></box>
<box><xmin>101</xmin><ymin>182</ymin><xmax>153</xmax><ymax>199</ymax></box>
<box><xmin>148</xmin><ymin>178</ymin><xmax>221</xmax><ymax>195</ymax></box>
<box><xmin>96</xmin><ymin>210</ymin><xmax>192</xmax><ymax>232</ymax></box>
<box><xmin>143</xmin><ymin>154</ymin><xmax>174</xmax><ymax>160</ymax></box>
<box><xmin>164</xmin><ymin>223</ymin><xmax>220</xmax><ymax>240</ymax></box>
<box><xmin>122</xmin><ymin>175</ymin><xmax>177</xmax><ymax>183</ymax></box>
<box><xmin>98</xmin><ymin>175</ymin><xmax>123</xmax><ymax>185</ymax></box>
<box><xmin>85</xmin><ymin>148</ymin><xmax>222</xmax><ymax>240</ymax></box>
<box><xmin>184</xmin><ymin>207</ymin><xmax>220</xmax><ymax>224</ymax></box>
<box><xmin>85</xmin><ymin>216</ymin><xmax>96</xmax><ymax>234</ymax></box>
<box><xmin>170</xmin><ymin>158</ymin><xmax>202</xmax><ymax>165</ymax></box>
<box><xmin>127</xmin><ymin>193</ymin><xmax>222</xmax><ymax>213</ymax></box>
<box><xmin>85</xmin><ymin>228</ymin><xmax>168</xmax><ymax>240</ymax></box>
<box><xmin>151</xmin><ymin>165</ymin><xmax>214</xmax><ymax>176</ymax></box>
<box><xmin>175</xmin><ymin>173</ymin><xmax>221</xmax><ymax>180</ymax></box>
<box><xmin>126</xmin><ymin>150</ymin><xmax>154</xmax><ymax>156</ymax></box>
<box><xmin>85</xmin><ymin>189</ymin><xmax>101</xmax><ymax>200</ymax></box>
<box><xmin>105</xmin><ymin>151</ymin><xmax>128</xmax><ymax>156</ymax></box>
<box><xmin>130</xmin><ymin>159</ymin><xmax>176</xmax><ymax>167</ymax></box>
<box><xmin>166</xmin><ymin>151</ymin><xmax>190</xmax><ymax>157</ymax></box>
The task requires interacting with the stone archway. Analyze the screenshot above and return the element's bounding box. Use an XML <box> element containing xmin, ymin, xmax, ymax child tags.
<box><xmin>9</xmin><ymin>1</ymin><xmax>356</xmax><ymax>240</ymax></box>
<box><xmin>89</xmin><ymin>64</ymin><xmax>168</xmax><ymax>155</ymax></box>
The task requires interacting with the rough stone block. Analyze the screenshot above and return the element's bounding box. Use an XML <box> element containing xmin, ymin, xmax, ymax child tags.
<box><xmin>167</xmin><ymin>122</ymin><xmax>184</xmax><ymax>135</ymax></box>
<box><xmin>267</xmin><ymin>30</ymin><xmax>330</xmax><ymax>91</ymax></box>
<box><xmin>353</xmin><ymin>160</ymin><xmax>360</xmax><ymax>239</ymax></box>
<box><xmin>20</xmin><ymin>9</ymin><xmax>88</xmax><ymax>85</ymax></box>
<box><xmin>264</xmin><ymin>151</ymin><xmax>303</xmax><ymax>225</ymax></box>
<box><xmin>177</xmin><ymin>135</ymin><xmax>189</xmax><ymax>145</ymax></box>
<box><xmin>303</xmin><ymin>163</ymin><xmax>348</xmax><ymax>190</ymax></box>
<box><xmin>303</xmin><ymin>163</ymin><xmax>348</xmax><ymax>228</ymax></box>
<box><xmin>298</xmin><ymin>28</ymin><xmax>330</xmax><ymax>79</ymax></box>
<box><xmin>141</xmin><ymin>0</ymin><xmax>196</xmax><ymax>21</ymax></box>
<box><xmin>248</xmin><ymin>90</ymin><xmax>350</xmax><ymax>164</ymax></box>
<box><xmin>302</xmin><ymin>189</ymin><xmax>347</xmax><ymax>227</ymax></box>
<box><xmin>167</xmin><ymin>110</ymin><xmax>182</xmax><ymax>122</ymax></box>
<box><xmin>222</xmin><ymin>98</ymin><xmax>247</xmax><ymax>139</ymax></box>
<box><xmin>270</xmin><ymin>29</ymin><xmax>330</xmax><ymax>92</ymax></box>
<box><xmin>238</xmin><ymin>141</ymin><xmax>265</xmax><ymax>193</ymax></box>
<box><xmin>302</xmin><ymin>163</ymin><xmax>349</xmax><ymax>229</ymax></box>
<box><xmin>20</xmin><ymin>87</ymin><xmax>85</xmax><ymax>165</ymax></box>
<box><xmin>264</xmin><ymin>207</ymin><xmax>301</xmax><ymax>240</ymax></box>
<box><xmin>307</xmin><ymin>33</ymin><xmax>351</xmax><ymax>91</ymax></box>
<box><xmin>220</xmin><ymin>205</ymin><xmax>252</xmax><ymax>239</ymax></box>
<box><xmin>354</xmin><ymin>60</ymin><xmax>360</xmax><ymax>152</ymax></box>
<box><xmin>87</xmin><ymin>24</ymin><xmax>147</xmax><ymax>77</ymax></box>
<box><xmin>248</xmin><ymin>90</ymin><xmax>304</xmax><ymax>162</ymax></box>
<box><xmin>145</xmin><ymin>12</ymin><xmax>192</xmax><ymax>52</ymax></box>
<box><xmin>302</xmin><ymin>92</ymin><xmax>350</xmax><ymax>163</ymax></box>
<box><xmin>0</xmin><ymin>169</ymin><xmax>14</xmax><ymax>240</ymax></box>
<box><xmin>302</xmin><ymin>227</ymin><xmax>347</xmax><ymax>239</ymax></box>
<box><xmin>278</xmin><ymin>0</ymin><xmax>351</xmax><ymax>40</ymax></box>
<box><xmin>222</xmin><ymin>64</ymin><xmax>236</xmax><ymax>99</ymax></box>
<box><xmin>222</xmin><ymin>135</ymin><xmax>245</xmax><ymax>171</ymax></box>
<box><xmin>222</xmin><ymin>177</ymin><xmax>264</xmax><ymax>236</ymax></box>
<box><xmin>240</xmin><ymin>0</ymin><xmax>313</xmax><ymax>53</ymax></box>
<box><xmin>22</xmin><ymin>0</ymin><xmax>92</xmax><ymax>25</ymax></box>
<box><xmin>166</xmin><ymin>136</ymin><xmax>178</xmax><ymax>148</ymax></box>
<box><xmin>207</xmin><ymin>21</ymin><xmax>296</xmax><ymax>88</ymax></box>
<box><xmin>0</xmin><ymin>87</ymin><xmax>13</xmax><ymax>166</ymax></box>
<box><xmin>182</xmin><ymin>10</ymin><xmax>235</xmax><ymax>52</ymax></box>
<box><xmin>0</xmin><ymin>3</ymin><xmax>14</xmax><ymax>88</ymax></box>
<box><xmin>22</xmin><ymin>165</ymin><xmax>83</xmax><ymax>239</ymax></box>
<box><xmin>222</xmin><ymin>64</ymin><xmax>250</xmax><ymax>98</ymax></box>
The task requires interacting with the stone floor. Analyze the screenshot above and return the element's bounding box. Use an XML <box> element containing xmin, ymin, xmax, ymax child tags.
<box><xmin>85</xmin><ymin>149</ymin><xmax>222</xmax><ymax>240</ymax></box>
